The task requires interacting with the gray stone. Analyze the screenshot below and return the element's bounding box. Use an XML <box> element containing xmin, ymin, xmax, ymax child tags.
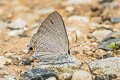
<box><xmin>102</xmin><ymin>51</ymin><xmax>113</xmax><ymax>59</ymax></box>
<box><xmin>95</xmin><ymin>74</ymin><xmax>117</xmax><ymax>80</ymax></box>
<box><xmin>104</xmin><ymin>32</ymin><xmax>120</xmax><ymax>39</ymax></box>
<box><xmin>110</xmin><ymin>17</ymin><xmax>120</xmax><ymax>24</ymax></box>
<box><xmin>92</xmin><ymin>29</ymin><xmax>112</xmax><ymax>41</ymax></box>
<box><xmin>7</xmin><ymin>18</ymin><xmax>28</xmax><ymax>36</ymax></box>
<box><xmin>21</xmin><ymin>58</ymin><xmax>31</xmax><ymax>66</ymax></box>
<box><xmin>99</xmin><ymin>32</ymin><xmax>120</xmax><ymax>51</ymax></box>
<box><xmin>97</xmin><ymin>51</ymin><xmax>113</xmax><ymax>59</ymax></box>
<box><xmin>59</xmin><ymin>73</ymin><xmax>72</xmax><ymax>80</ymax></box>
<box><xmin>34</xmin><ymin>55</ymin><xmax>82</xmax><ymax>69</ymax></box>
<box><xmin>99</xmin><ymin>38</ymin><xmax>120</xmax><ymax>51</ymax></box>
<box><xmin>89</xmin><ymin>57</ymin><xmax>120</xmax><ymax>77</ymax></box>
<box><xmin>22</xmin><ymin>68</ymin><xmax>57</xmax><ymax>80</ymax></box>
<box><xmin>98</xmin><ymin>0</ymin><xmax>114</xmax><ymax>3</ymax></box>
<box><xmin>72</xmin><ymin>70</ymin><xmax>92</xmax><ymax>80</ymax></box>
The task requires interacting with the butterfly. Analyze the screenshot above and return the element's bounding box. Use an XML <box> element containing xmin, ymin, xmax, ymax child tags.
<box><xmin>24</xmin><ymin>11</ymin><xmax>70</xmax><ymax>62</ymax></box>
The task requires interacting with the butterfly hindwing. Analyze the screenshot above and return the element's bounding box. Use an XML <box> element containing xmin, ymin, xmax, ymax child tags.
<box><xmin>28</xmin><ymin>11</ymin><xmax>69</xmax><ymax>60</ymax></box>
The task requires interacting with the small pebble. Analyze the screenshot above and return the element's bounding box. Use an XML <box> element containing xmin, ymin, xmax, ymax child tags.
<box><xmin>8</xmin><ymin>29</ymin><xmax>27</xmax><ymax>36</ymax></box>
<box><xmin>103</xmin><ymin>51</ymin><xmax>113</xmax><ymax>59</ymax></box>
<box><xmin>35</xmin><ymin>8</ymin><xmax>55</xmax><ymax>15</ymax></box>
<box><xmin>72</xmin><ymin>70</ymin><xmax>92</xmax><ymax>80</ymax></box>
<box><xmin>0</xmin><ymin>56</ymin><xmax>12</xmax><ymax>68</ymax></box>
<box><xmin>46</xmin><ymin>77</ymin><xmax>56</xmax><ymax>80</ymax></box>
<box><xmin>66</xmin><ymin>6</ymin><xmax>74</xmax><ymax>12</ymax></box>
<box><xmin>68</xmin><ymin>16</ymin><xmax>89</xmax><ymax>23</ymax></box>
<box><xmin>0</xmin><ymin>21</ymin><xmax>8</xmax><ymax>29</ymax></box>
<box><xmin>98</xmin><ymin>0</ymin><xmax>114</xmax><ymax>3</ymax></box>
<box><xmin>110</xmin><ymin>17</ymin><xmax>120</xmax><ymax>24</ymax></box>
<box><xmin>59</xmin><ymin>73</ymin><xmax>72</xmax><ymax>80</ymax></box>
<box><xmin>66</xmin><ymin>0</ymin><xmax>92</xmax><ymax>5</ymax></box>
<box><xmin>21</xmin><ymin>58</ymin><xmax>31</xmax><ymax>66</ymax></box>
<box><xmin>92</xmin><ymin>29</ymin><xmax>112</xmax><ymax>41</ymax></box>
<box><xmin>8</xmin><ymin>18</ymin><xmax>27</xmax><ymax>29</ymax></box>
<box><xmin>95</xmin><ymin>74</ymin><xmax>117</xmax><ymax>80</ymax></box>
<box><xmin>4</xmin><ymin>75</ymin><xmax>16</xmax><ymax>80</ymax></box>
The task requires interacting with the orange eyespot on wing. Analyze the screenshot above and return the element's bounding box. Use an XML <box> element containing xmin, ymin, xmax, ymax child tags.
<box><xmin>29</xmin><ymin>47</ymin><xmax>35</xmax><ymax>52</ymax></box>
<box><xmin>29</xmin><ymin>47</ymin><xmax>33</xmax><ymax>50</ymax></box>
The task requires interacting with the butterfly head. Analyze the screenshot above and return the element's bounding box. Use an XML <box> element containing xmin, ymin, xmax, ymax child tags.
<box><xmin>24</xmin><ymin>44</ymin><xmax>35</xmax><ymax>54</ymax></box>
<box><xmin>24</xmin><ymin>35</ymin><xmax>37</xmax><ymax>54</ymax></box>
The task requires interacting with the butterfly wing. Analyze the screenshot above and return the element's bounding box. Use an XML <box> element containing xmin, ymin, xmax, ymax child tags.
<box><xmin>30</xmin><ymin>11</ymin><xmax>69</xmax><ymax>60</ymax></box>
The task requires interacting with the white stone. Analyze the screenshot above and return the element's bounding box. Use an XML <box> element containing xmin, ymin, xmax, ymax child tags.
<box><xmin>8</xmin><ymin>29</ymin><xmax>27</xmax><ymax>36</ymax></box>
<box><xmin>59</xmin><ymin>73</ymin><xmax>72</xmax><ymax>80</ymax></box>
<box><xmin>46</xmin><ymin>77</ymin><xmax>56</xmax><ymax>80</ymax></box>
<box><xmin>66</xmin><ymin>26</ymin><xmax>87</xmax><ymax>42</ymax></box>
<box><xmin>0</xmin><ymin>56</ymin><xmax>12</xmax><ymax>68</ymax></box>
<box><xmin>8</xmin><ymin>18</ymin><xmax>27</xmax><ymax>29</ymax></box>
<box><xmin>66</xmin><ymin>0</ymin><xmax>92</xmax><ymax>5</ymax></box>
<box><xmin>72</xmin><ymin>70</ymin><xmax>92</xmax><ymax>80</ymax></box>
<box><xmin>35</xmin><ymin>8</ymin><xmax>55</xmax><ymax>15</ymax></box>
<box><xmin>68</xmin><ymin>16</ymin><xmax>89</xmax><ymax>23</ymax></box>
<box><xmin>66</xmin><ymin>6</ymin><xmax>75</xmax><ymax>12</ymax></box>
<box><xmin>89</xmin><ymin>22</ymin><xmax>110</xmax><ymax>29</ymax></box>
<box><xmin>0</xmin><ymin>21</ymin><xmax>8</xmax><ymax>29</ymax></box>
<box><xmin>4</xmin><ymin>52</ymin><xmax>21</xmax><ymax>61</ymax></box>
<box><xmin>4</xmin><ymin>75</ymin><xmax>16</xmax><ymax>80</ymax></box>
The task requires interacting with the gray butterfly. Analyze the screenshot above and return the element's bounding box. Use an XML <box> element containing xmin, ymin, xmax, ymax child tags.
<box><xmin>24</xmin><ymin>11</ymin><xmax>70</xmax><ymax>62</ymax></box>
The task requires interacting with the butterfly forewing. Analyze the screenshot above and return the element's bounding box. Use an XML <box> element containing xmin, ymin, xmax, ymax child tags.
<box><xmin>29</xmin><ymin>11</ymin><xmax>69</xmax><ymax>60</ymax></box>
